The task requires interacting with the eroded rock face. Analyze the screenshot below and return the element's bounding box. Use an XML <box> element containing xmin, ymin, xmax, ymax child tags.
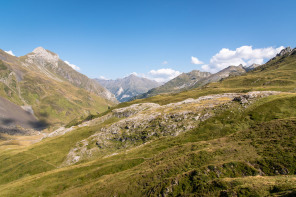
<box><xmin>112</xmin><ymin>103</ymin><xmax>160</xmax><ymax>118</ymax></box>
<box><xmin>29</xmin><ymin>47</ymin><xmax>59</xmax><ymax>67</ymax></box>
<box><xmin>277</xmin><ymin>47</ymin><xmax>292</xmax><ymax>57</ymax></box>
<box><xmin>232</xmin><ymin>91</ymin><xmax>280</xmax><ymax>105</ymax></box>
<box><xmin>62</xmin><ymin>91</ymin><xmax>281</xmax><ymax>166</ymax></box>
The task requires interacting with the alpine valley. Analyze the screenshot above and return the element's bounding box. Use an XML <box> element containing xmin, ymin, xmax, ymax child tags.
<box><xmin>0</xmin><ymin>46</ymin><xmax>296</xmax><ymax>197</ymax></box>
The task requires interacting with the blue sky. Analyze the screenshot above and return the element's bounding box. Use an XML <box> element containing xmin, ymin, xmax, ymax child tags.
<box><xmin>1</xmin><ymin>0</ymin><xmax>295</xmax><ymax>82</ymax></box>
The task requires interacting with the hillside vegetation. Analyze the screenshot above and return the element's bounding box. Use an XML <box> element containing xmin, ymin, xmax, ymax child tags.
<box><xmin>0</xmin><ymin>48</ymin><xmax>295</xmax><ymax>196</ymax></box>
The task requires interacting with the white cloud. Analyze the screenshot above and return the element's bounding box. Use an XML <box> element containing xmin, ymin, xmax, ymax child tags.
<box><xmin>191</xmin><ymin>56</ymin><xmax>203</xmax><ymax>64</ymax></box>
<box><xmin>98</xmin><ymin>76</ymin><xmax>108</xmax><ymax>80</ymax></box>
<box><xmin>162</xmin><ymin>61</ymin><xmax>168</xmax><ymax>65</ymax></box>
<box><xmin>201</xmin><ymin>45</ymin><xmax>284</xmax><ymax>73</ymax></box>
<box><xmin>4</xmin><ymin>50</ymin><xmax>15</xmax><ymax>56</ymax></box>
<box><xmin>147</xmin><ymin>68</ymin><xmax>181</xmax><ymax>82</ymax></box>
<box><xmin>64</xmin><ymin>60</ymin><xmax>80</xmax><ymax>71</ymax></box>
<box><xmin>130</xmin><ymin>72</ymin><xmax>138</xmax><ymax>76</ymax></box>
<box><xmin>129</xmin><ymin>68</ymin><xmax>181</xmax><ymax>83</ymax></box>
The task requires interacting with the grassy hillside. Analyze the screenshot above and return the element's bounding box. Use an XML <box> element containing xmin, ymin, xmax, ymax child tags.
<box><xmin>0</xmin><ymin>92</ymin><xmax>295</xmax><ymax>196</ymax></box>
<box><xmin>19</xmin><ymin>72</ymin><xmax>112</xmax><ymax>126</ymax></box>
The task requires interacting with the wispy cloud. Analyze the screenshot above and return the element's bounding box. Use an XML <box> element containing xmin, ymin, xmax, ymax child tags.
<box><xmin>200</xmin><ymin>45</ymin><xmax>284</xmax><ymax>73</ymax></box>
<box><xmin>133</xmin><ymin>68</ymin><xmax>181</xmax><ymax>83</ymax></box>
<box><xmin>98</xmin><ymin>76</ymin><xmax>108</xmax><ymax>80</ymax></box>
<box><xmin>4</xmin><ymin>50</ymin><xmax>15</xmax><ymax>56</ymax></box>
<box><xmin>64</xmin><ymin>60</ymin><xmax>80</xmax><ymax>71</ymax></box>
<box><xmin>191</xmin><ymin>56</ymin><xmax>203</xmax><ymax>64</ymax></box>
<box><xmin>162</xmin><ymin>61</ymin><xmax>168</xmax><ymax>65</ymax></box>
<box><xmin>130</xmin><ymin>72</ymin><xmax>138</xmax><ymax>76</ymax></box>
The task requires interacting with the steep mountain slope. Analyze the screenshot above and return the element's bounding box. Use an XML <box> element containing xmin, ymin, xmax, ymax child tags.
<box><xmin>95</xmin><ymin>74</ymin><xmax>161</xmax><ymax>102</ymax></box>
<box><xmin>135</xmin><ymin>70</ymin><xmax>211</xmax><ymax>99</ymax></box>
<box><xmin>0</xmin><ymin>47</ymin><xmax>117</xmax><ymax>129</ymax></box>
<box><xmin>21</xmin><ymin>47</ymin><xmax>117</xmax><ymax>102</ymax></box>
<box><xmin>0</xmin><ymin>47</ymin><xmax>295</xmax><ymax>196</ymax></box>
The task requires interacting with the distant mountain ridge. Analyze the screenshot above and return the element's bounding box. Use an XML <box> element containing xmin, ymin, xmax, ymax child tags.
<box><xmin>134</xmin><ymin>65</ymin><xmax>247</xmax><ymax>100</ymax></box>
<box><xmin>134</xmin><ymin>70</ymin><xmax>211</xmax><ymax>99</ymax></box>
<box><xmin>95</xmin><ymin>74</ymin><xmax>162</xmax><ymax>102</ymax></box>
<box><xmin>191</xmin><ymin>64</ymin><xmax>246</xmax><ymax>89</ymax></box>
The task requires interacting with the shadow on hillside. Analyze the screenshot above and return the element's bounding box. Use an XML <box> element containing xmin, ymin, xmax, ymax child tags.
<box><xmin>28</xmin><ymin>120</ymin><xmax>49</xmax><ymax>131</ymax></box>
<box><xmin>1</xmin><ymin>118</ymin><xmax>15</xmax><ymax>126</ymax></box>
<box><xmin>0</xmin><ymin>118</ymin><xmax>49</xmax><ymax>134</ymax></box>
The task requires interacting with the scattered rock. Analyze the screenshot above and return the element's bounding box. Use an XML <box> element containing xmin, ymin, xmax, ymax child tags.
<box><xmin>62</xmin><ymin>91</ymin><xmax>281</xmax><ymax>165</ymax></box>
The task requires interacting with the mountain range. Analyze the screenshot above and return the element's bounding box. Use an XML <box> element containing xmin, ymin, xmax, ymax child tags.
<box><xmin>95</xmin><ymin>74</ymin><xmax>162</xmax><ymax>102</ymax></box>
<box><xmin>0</xmin><ymin>47</ymin><xmax>296</xmax><ymax>196</ymax></box>
<box><xmin>134</xmin><ymin>64</ymin><xmax>250</xmax><ymax>100</ymax></box>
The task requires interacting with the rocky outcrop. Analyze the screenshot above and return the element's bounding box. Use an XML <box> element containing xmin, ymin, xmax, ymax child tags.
<box><xmin>276</xmin><ymin>47</ymin><xmax>292</xmax><ymax>57</ymax></box>
<box><xmin>112</xmin><ymin>103</ymin><xmax>160</xmax><ymax>118</ymax></box>
<box><xmin>232</xmin><ymin>91</ymin><xmax>280</xmax><ymax>105</ymax></box>
<box><xmin>62</xmin><ymin>91</ymin><xmax>281</xmax><ymax>165</ymax></box>
<box><xmin>244</xmin><ymin>63</ymin><xmax>261</xmax><ymax>72</ymax></box>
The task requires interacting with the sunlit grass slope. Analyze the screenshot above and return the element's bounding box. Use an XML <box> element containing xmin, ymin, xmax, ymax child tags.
<box><xmin>0</xmin><ymin>92</ymin><xmax>295</xmax><ymax>196</ymax></box>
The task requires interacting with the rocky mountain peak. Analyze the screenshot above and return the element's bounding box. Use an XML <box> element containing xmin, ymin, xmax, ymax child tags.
<box><xmin>33</xmin><ymin>46</ymin><xmax>46</xmax><ymax>53</ymax></box>
<box><xmin>250</xmin><ymin>63</ymin><xmax>260</xmax><ymax>67</ymax></box>
<box><xmin>277</xmin><ymin>47</ymin><xmax>292</xmax><ymax>57</ymax></box>
<box><xmin>125</xmin><ymin>74</ymin><xmax>138</xmax><ymax>80</ymax></box>
<box><xmin>28</xmin><ymin>47</ymin><xmax>59</xmax><ymax>67</ymax></box>
<box><xmin>243</xmin><ymin>63</ymin><xmax>261</xmax><ymax>72</ymax></box>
